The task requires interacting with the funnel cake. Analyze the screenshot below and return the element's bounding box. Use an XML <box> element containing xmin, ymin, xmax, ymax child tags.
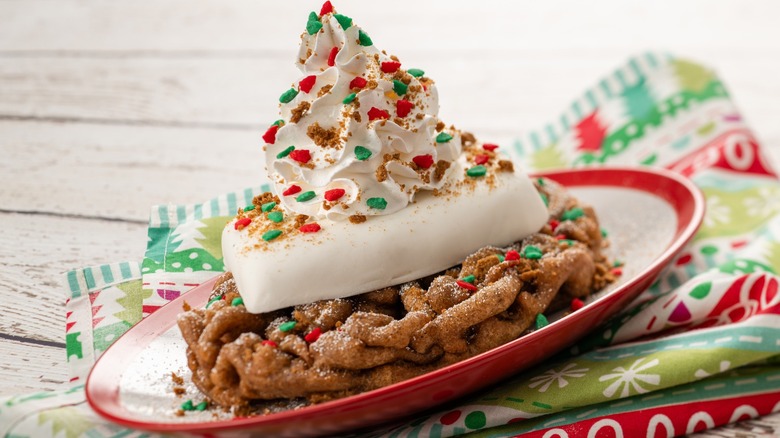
<box><xmin>178</xmin><ymin>178</ymin><xmax>616</xmax><ymax>413</ymax></box>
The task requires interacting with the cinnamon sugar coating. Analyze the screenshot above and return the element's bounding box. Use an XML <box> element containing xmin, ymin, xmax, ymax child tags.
<box><xmin>177</xmin><ymin>178</ymin><xmax>615</xmax><ymax>414</ymax></box>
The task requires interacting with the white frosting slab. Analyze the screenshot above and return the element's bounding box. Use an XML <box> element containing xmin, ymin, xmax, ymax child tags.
<box><xmin>223</xmin><ymin>173</ymin><xmax>547</xmax><ymax>314</ymax></box>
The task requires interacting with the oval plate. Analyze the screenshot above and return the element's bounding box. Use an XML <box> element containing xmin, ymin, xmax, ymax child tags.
<box><xmin>87</xmin><ymin>167</ymin><xmax>704</xmax><ymax>437</ymax></box>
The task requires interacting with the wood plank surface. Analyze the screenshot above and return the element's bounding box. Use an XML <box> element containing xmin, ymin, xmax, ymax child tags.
<box><xmin>0</xmin><ymin>339</ymin><xmax>68</xmax><ymax>396</ymax></box>
<box><xmin>0</xmin><ymin>120</ymin><xmax>263</xmax><ymax>220</ymax></box>
<box><xmin>0</xmin><ymin>213</ymin><xmax>147</xmax><ymax>343</ymax></box>
<box><xmin>2</xmin><ymin>0</ymin><xmax>779</xmax><ymax>53</ymax></box>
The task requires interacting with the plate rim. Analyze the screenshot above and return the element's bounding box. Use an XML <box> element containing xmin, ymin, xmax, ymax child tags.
<box><xmin>86</xmin><ymin>165</ymin><xmax>705</xmax><ymax>433</ymax></box>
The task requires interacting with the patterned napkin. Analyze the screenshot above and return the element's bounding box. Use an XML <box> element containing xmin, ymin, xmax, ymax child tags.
<box><xmin>2</xmin><ymin>52</ymin><xmax>780</xmax><ymax>437</ymax></box>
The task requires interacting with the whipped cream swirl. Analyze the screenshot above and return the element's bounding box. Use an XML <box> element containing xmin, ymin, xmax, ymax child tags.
<box><xmin>263</xmin><ymin>8</ymin><xmax>462</xmax><ymax>220</ymax></box>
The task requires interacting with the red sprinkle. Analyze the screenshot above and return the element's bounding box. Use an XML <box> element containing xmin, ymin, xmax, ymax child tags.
<box><xmin>327</xmin><ymin>47</ymin><xmax>339</xmax><ymax>67</ymax></box>
<box><xmin>555</xmin><ymin>234</ymin><xmax>567</xmax><ymax>240</ymax></box>
<box><xmin>283</xmin><ymin>184</ymin><xmax>302</xmax><ymax>196</ymax></box>
<box><xmin>474</xmin><ymin>154</ymin><xmax>489</xmax><ymax>165</ymax></box>
<box><xmin>234</xmin><ymin>217</ymin><xmax>252</xmax><ymax>230</ymax></box>
<box><xmin>549</xmin><ymin>219</ymin><xmax>560</xmax><ymax>232</ymax></box>
<box><xmin>289</xmin><ymin>149</ymin><xmax>312</xmax><ymax>164</ymax></box>
<box><xmin>505</xmin><ymin>250</ymin><xmax>520</xmax><ymax>261</ymax></box>
<box><xmin>456</xmin><ymin>280</ymin><xmax>477</xmax><ymax>292</ymax></box>
<box><xmin>324</xmin><ymin>188</ymin><xmax>346</xmax><ymax>201</ymax></box>
<box><xmin>381</xmin><ymin>61</ymin><xmax>402</xmax><ymax>73</ymax></box>
<box><xmin>320</xmin><ymin>1</ymin><xmax>333</xmax><ymax>15</ymax></box>
<box><xmin>299</xmin><ymin>75</ymin><xmax>317</xmax><ymax>93</ymax></box>
<box><xmin>349</xmin><ymin>76</ymin><xmax>367</xmax><ymax>89</ymax></box>
<box><xmin>304</xmin><ymin>327</ymin><xmax>322</xmax><ymax>343</ymax></box>
<box><xmin>412</xmin><ymin>154</ymin><xmax>434</xmax><ymax>169</ymax></box>
<box><xmin>367</xmin><ymin>107</ymin><xmax>390</xmax><ymax>121</ymax></box>
<box><xmin>261</xmin><ymin>340</ymin><xmax>277</xmax><ymax>348</ymax></box>
<box><xmin>299</xmin><ymin>222</ymin><xmax>322</xmax><ymax>233</ymax></box>
<box><xmin>262</xmin><ymin>124</ymin><xmax>279</xmax><ymax>144</ymax></box>
<box><xmin>611</xmin><ymin>268</ymin><xmax>623</xmax><ymax>276</ymax></box>
<box><xmin>483</xmin><ymin>143</ymin><xmax>499</xmax><ymax>151</ymax></box>
<box><xmin>396</xmin><ymin>99</ymin><xmax>413</xmax><ymax>117</ymax></box>
<box><xmin>570</xmin><ymin>298</ymin><xmax>585</xmax><ymax>311</ymax></box>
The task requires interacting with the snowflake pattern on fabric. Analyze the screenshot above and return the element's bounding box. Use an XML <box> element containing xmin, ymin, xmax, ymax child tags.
<box><xmin>599</xmin><ymin>358</ymin><xmax>661</xmax><ymax>398</ymax></box>
<box><xmin>528</xmin><ymin>363</ymin><xmax>589</xmax><ymax>393</ymax></box>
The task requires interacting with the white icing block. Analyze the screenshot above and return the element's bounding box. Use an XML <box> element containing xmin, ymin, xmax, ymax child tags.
<box><xmin>223</xmin><ymin>173</ymin><xmax>547</xmax><ymax>314</ymax></box>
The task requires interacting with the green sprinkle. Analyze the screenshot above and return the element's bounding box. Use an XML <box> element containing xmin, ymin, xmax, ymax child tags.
<box><xmin>561</xmin><ymin>207</ymin><xmax>585</xmax><ymax>221</ymax></box>
<box><xmin>392</xmin><ymin>80</ymin><xmax>408</xmax><ymax>96</ymax></box>
<box><xmin>279</xmin><ymin>88</ymin><xmax>299</xmax><ymax>104</ymax></box>
<box><xmin>466</xmin><ymin>165</ymin><xmax>487</xmax><ymax>178</ymax></box>
<box><xmin>522</xmin><ymin>245</ymin><xmax>543</xmax><ymax>260</ymax></box>
<box><xmin>243</xmin><ymin>205</ymin><xmax>256</xmax><ymax>212</ymax></box>
<box><xmin>535</xmin><ymin>314</ymin><xmax>549</xmax><ymax>329</ymax></box>
<box><xmin>613</xmin><ymin>260</ymin><xmax>622</xmax><ymax>267</ymax></box>
<box><xmin>279</xmin><ymin>321</ymin><xmax>297</xmax><ymax>332</ymax></box>
<box><xmin>306</xmin><ymin>12</ymin><xmax>322</xmax><ymax>35</ymax></box>
<box><xmin>181</xmin><ymin>400</ymin><xmax>194</xmax><ymax>411</ymax></box>
<box><xmin>343</xmin><ymin>92</ymin><xmax>357</xmax><ymax>104</ymax></box>
<box><xmin>306</xmin><ymin>21</ymin><xmax>323</xmax><ymax>35</ymax></box>
<box><xmin>354</xmin><ymin>146</ymin><xmax>372</xmax><ymax>161</ymax></box>
<box><xmin>276</xmin><ymin>145</ymin><xmax>295</xmax><ymax>159</ymax></box>
<box><xmin>461</xmin><ymin>275</ymin><xmax>475</xmax><ymax>284</ymax></box>
<box><xmin>358</xmin><ymin>29</ymin><xmax>373</xmax><ymax>46</ymax></box>
<box><xmin>296</xmin><ymin>191</ymin><xmax>316</xmax><ymax>202</ymax></box>
<box><xmin>367</xmin><ymin>197</ymin><xmax>387</xmax><ymax>210</ymax></box>
<box><xmin>334</xmin><ymin>14</ymin><xmax>352</xmax><ymax>30</ymax></box>
<box><xmin>560</xmin><ymin>239</ymin><xmax>576</xmax><ymax>247</ymax></box>
<box><xmin>267</xmin><ymin>211</ymin><xmax>284</xmax><ymax>223</ymax></box>
<box><xmin>231</xmin><ymin>297</ymin><xmax>244</xmax><ymax>307</ymax></box>
<box><xmin>261</xmin><ymin>201</ymin><xmax>277</xmax><ymax>212</ymax></box>
<box><xmin>262</xmin><ymin>229</ymin><xmax>282</xmax><ymax>241</ymax></box>
<box><xmin>272</xmin><ymin>119</ymin><xmax>285</xmax><ymax>127</ymax></box>
<box><xmin>407</xmin><ymin>68</ymin><xmax>425</xmax><ymax>78</ymax></box>
<box><xmin>436</xmin><ymin>132</ymin><xmax>453</xmax><ymax>143</ymax></box>
<box><xmin>496</xmin><ymin>254</ymin><xmax>505</xmax><ymax>263</ymax></box>
<box><xmin>537</xmin><ymin>177</ymin><xmax>545</xmax><ymax>186</ymax></box>
<box><xmin>205</xmin><ymin>297</ymin><xmax>221</xmax><ymax>309</ymax></box>
<box><xmin>195</xmin><ymin>401</ymin><xmax>208</xmax><ymax>411</ymax></box>
<box><xmin>540</xmin><ymin>192</ymin><xmax>549</xmax><ymax>206</ymax></box>
<box><xmin>601</xmin><ymin>228</ymin><xmax>608</xmax><ymax>238</ymax></box>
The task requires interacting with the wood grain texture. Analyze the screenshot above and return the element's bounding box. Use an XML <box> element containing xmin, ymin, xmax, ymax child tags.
<box><xmin>0</xmin><ymin>120</ymin><xmax>264</xmax><ymax>220</ymax></box>
<box><xmin>0</xmin><ymin>339</ymin><xmax>68</xmax><ymax>396</ymax></box>
<box><xmin>1</xmin><ymin>0</ymin><xmax>779</xmax><ymax>53</ymax></box>
<box><xmin>0</xmin><ymin>213</ymin><xmax>146</xmax><ymax>343</ymax></box>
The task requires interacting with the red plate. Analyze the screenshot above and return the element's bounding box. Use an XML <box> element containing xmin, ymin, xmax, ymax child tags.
<box><xmin>87</xmin><ymin>167</ymin><xmax>704</xmax><ymax>437</ymax></box>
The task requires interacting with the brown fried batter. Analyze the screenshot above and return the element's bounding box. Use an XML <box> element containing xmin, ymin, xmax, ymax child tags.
<box><xmin>177</xmin><ymin>177</ymin><xmax>615</xmax><ymax>413</ymax></box>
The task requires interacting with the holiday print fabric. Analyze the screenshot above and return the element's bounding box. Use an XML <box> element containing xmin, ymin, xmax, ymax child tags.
<box><xmin>2</xmin><ymin>52</ymin><xmax>780</xmax><ymax>437</ymax></box>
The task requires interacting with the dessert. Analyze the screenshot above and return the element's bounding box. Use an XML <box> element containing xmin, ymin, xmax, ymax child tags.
<box><xmin>177</xmin><ymin>2</ymin><xmax>615</xmax><ymax>415</ymax></box>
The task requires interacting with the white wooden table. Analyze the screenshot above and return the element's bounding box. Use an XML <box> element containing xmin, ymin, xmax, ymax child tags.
<box><xmin>2</xmin><ymin>1</ymin><xmax>779</xmax><ymax>435</ymax></box>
